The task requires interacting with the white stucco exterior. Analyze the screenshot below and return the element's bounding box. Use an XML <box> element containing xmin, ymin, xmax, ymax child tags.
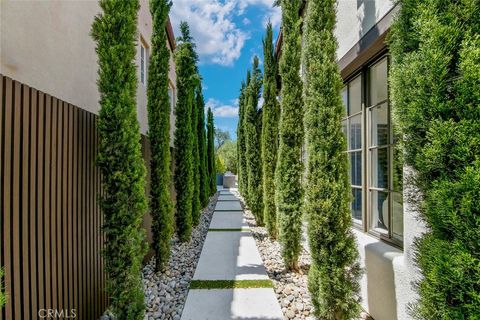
<box><xmin>0</xmin><ymin>0</ymin><xmax>176</xmax><ymax>141</ymax></box>
<box><xmin>335</xmin><ymin>0</ymin><xmax>396</xmax><ymax>59</ymax></box>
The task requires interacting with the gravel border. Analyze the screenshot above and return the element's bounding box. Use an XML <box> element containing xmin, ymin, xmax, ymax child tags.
<box><xmin>234</xmin><ymin>190</ymin><xmax>372</xmax><ymax>320</ymax></box>
<box><xmin>142</xmin><ymin>193</ymin><xmax>218</xmax><ymax>320</ymax></box>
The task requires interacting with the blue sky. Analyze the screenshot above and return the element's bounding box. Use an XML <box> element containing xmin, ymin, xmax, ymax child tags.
<box><xmin>170</xmin><ymin>0</ymin><xmax>281</xmax><ymax>140</ymax></box>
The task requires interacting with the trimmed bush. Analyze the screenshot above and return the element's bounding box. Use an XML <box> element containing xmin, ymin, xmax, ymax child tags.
<box><xmin>244</xmin><ymin>56</ymin><xmax>264</xmax><ymax>224</ymax></box>
<box><xmin>196</xmin><ymin>86</ymin><xmax>209</xmax><ymax>208</ymax></box>
<box><xmin>261</xmin><ymin>22</ymin><xmax>280</xmax><ymax>238</ymax></box>
<box><xmin>174</xmin><ymin>22</ymin><xmax>196</xmax><ymax>242</ymax></box>
<box><xmin>0</xmin><ymin>267</ymin><xmax>6</xmax><ymax>308</ymax></box>
<box><xmin>275</xmin><ymin>0</ymin><xmax>304</xmax><ymax>270</ymax></box>
<box><xmin>191</xmin><ymin>80</ymin><xmax>201</xmax><ymax>227</ymax></box>
<box><xmin>146</xmin><ymin>0</ymin><xmax>174</xmax><ymax>272</ymax></box>
<box><xmin>207</xmin><ymin>108</ymin><xmax>216</xmax><ymax>195</ymax></box>
<box><xmin>389</xmin><ymin>1</ymin><xmax>480</xmax><ymax>318</ymax></box>
<box><xmin>303</xmin><ymin>0</ymin><xmax>362</xmax><ymax>318</ymax></box>
<box><xmin>91</xmin><ymin>1</ymin><xmax>147</xmax><ymax>317</ymax></box>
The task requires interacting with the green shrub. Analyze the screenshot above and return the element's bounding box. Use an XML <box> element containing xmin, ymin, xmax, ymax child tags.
<box><xmin>303</xmin><ymin>0</ymin><xmax>361</xmax><ymax>318</ymax></box>
<box><xmin>389</xmin><ymin>1</ymin><xmax>480</xmax><ymax>318</ymax></box>
<box><xmin>275</xmin><ymin>0</ymin><xmax>304</xmax><ymax>270</ymax></box>
<box><xmin>244</xmin><ymin>56</ymin><xmax>264</xmax><ymax>225</ymax></box>
<box><xmin>173</xmin><ymin>22</ymin><xmax>197</xmax><ymax>242</ymax></box>
<box><xmin>237</xmin><ymin>74</ymin><xmax>250</xmax><ymax>196</ymax></box>
<box><xmin>146</xmin><ymin>0</ymin><xmax>174</xmax><ymax>272</ymax></box>
<box><xmin>216</xmin><ymin>155</ymin><xmax>226</xmax><ymax>173</ymax></box>
<box><xmin>196</xmin><ymin>86</ymin><xmax>209</xmax><ymax>208</ymax></box>
<box><xmin>91</xmin><ymin>1</ymin><xmax>147</xmax><ymax>317</ymax></box>
<box><xmin>207</xmin><ymin>108</ymin><xmax>216</xmax><ymax>195</ymax></box>
<box><xmin>261</xmin><ymin>22</ymin><xmax>280</xmax><ymax>239</ymax></box>
<box><xmin>190</xmin><ymin>79</ymin><xmax>201</xmax><ymax>227</ymax></box>
<box><xmin>0</xmin><ymin>267</ymin><xmax>6</xmax><ymax>308</ymax></box>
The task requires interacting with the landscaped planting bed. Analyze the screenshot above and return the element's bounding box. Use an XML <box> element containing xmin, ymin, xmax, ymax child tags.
<box><xmin>142</xmin><ymin>193</ymin><xmax>218</xmax><ymax>320</ymax></box>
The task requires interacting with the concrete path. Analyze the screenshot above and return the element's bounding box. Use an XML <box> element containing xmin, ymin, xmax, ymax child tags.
<box><xmin>181</xmin><ymin>188</ymin><xmax>283</xmax><ymax>320</ymax></box>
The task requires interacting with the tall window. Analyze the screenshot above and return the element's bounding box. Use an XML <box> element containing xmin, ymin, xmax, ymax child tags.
<box><xmin>342</xmin><ymin>55</ymin><xmax>403</xmax><ymax>245</ymax></box>
<box><xmin>140</xmin><ymin>42</ymin><xmax>148</xmax><ymax>85</ymax></box>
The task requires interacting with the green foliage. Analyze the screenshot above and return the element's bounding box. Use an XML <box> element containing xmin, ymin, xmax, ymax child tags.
<box><xmin>190</xmin><ymin>81</ymin><xmax>201</xmax><ymax>227</ymax></box>
<box><xmin>389</xmin><ymin>1</ymin><xmax>480</xmax><ymax>318</ymax></box>
<box><xmin>244</xmin><ymin>56</ymin><xmax>264</xmax><ymax>225</ymax></box>
<box><xmin>214</xmin><ymin>128</ymin><xmax>231</xmax><ymax>151</ymax></box>
<box><xmin>261</xmin><ymin>22</ymin><xmax>280</xmax><ymax>239</ymax></box>
<box><xmin>174</xmin><ymin>22</ymin><xmax>197</xmax><ymax>242</ymax></box>
<box><xmin>215</xmin><ymin>154</ymin><xmax>226</xmax><ymax>173</ymax></box>
<box><xmin>147</xmin><ymin>0</ymin><xmax>174</xmax><ymax>272</ymax></box>
<box><xmin>217</xmin><ymin>140</ymin><xmax>237</xmax><ymax>173</ymax></box>
<box><xmin>0</xmin><ymin>267</ymin><xmax>6</xmax><ymax>308</ymax></box>
<box><xmin>303</xmin><ymin>0</ymin><xmax>361</xmax><ymax>318</ymax></box>
<box><xmin>275</xmin><ymin>0</ymin><xmax>304</xmax><ymax>270</ymax></box>
<box><xmin>237</xmin><ymin>74</ymin><xmax>250</xmax><ymax>196</ymax></box>
<box><xmin>207</xmin><ymin>108</ymin><xmax>216</xmax><ymax>195</ymax></box>
<box><xmin>91</xmin><ymin>1</ymin><xmax>147</xmax><ymax>317</ymax></box>
<box><xmin>196</xmin><ymin>86</ymin><xmax>209</xmax><ymax>208</ymax></box>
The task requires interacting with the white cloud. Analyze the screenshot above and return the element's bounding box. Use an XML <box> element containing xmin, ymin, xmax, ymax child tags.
<box><xmin>170</xmin><ymin>0</ymin><xmax>281</xmax><ymax>66</ymax></box>
<box><xmin>206</xmin><ymin>98</ymin><xmax>239</xmax><ymax>118</ymax></box>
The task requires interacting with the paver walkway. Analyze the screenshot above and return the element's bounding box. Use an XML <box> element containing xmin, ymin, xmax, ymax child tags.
<box><xmin>181</xmin><ymin>189</ymin><xmax>284</xmax><ymax>320</ymax></box>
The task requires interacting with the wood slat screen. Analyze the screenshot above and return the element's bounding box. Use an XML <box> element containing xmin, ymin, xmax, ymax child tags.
<box><xmin>0</xmin><ymin>75</ymin><xmax>155</xmax><ymax>320</ymax></box>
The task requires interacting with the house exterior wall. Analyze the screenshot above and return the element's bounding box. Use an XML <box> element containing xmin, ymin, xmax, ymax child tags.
<box><xmin>0</xmin><ymin>0</ymin><xmax>176</xmax><ymax>142</ymax></box>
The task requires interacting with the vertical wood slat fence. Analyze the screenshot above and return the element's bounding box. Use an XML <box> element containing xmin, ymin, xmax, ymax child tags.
<box><xmin>0</xmin><ymin>74</ymin><xmax>155</xmax><ymax>320</ymax></box>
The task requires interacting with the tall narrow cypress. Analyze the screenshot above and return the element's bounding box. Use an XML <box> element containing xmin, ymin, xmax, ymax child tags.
<box><xmin>191</xmin><ymin>81</ymin><xmax>201</xmax><ymax>226</ymax></box>
<box><xmin>244</xmin><ymin>56</ymin><xmax>264</xmax><ymax>224</ymax></box>
<box><xmin>261</xmin><ymin>22</ymin><xmax>280</xmax><ymax>238</ymax></box>
<box><xmin>276</xmin><ymin>0</ymin><xmax>304</xmax><ymax>270</ymax></box>
<box><xmin>91</xmin><ymin>1</ymin><xmax>147</xmax><ymax>318</ymax></box>
<box><xmin>147</xmin><ymin>0</ymin><xmax>174</xmax><ymax>271</ymax></box>
<box><xmin>238</xmin><ymin>71</ymin><xmax>251</xmax><ymax>197</ymax></box>
<box><xmin>196</xmin><ymin>85</ymin><xmax>209</xmax><ymax>208</ymax></box>
<box><xmin>303</xmin><ymin>0</ymin><xmax>361</xmax><ymax>318</ymax></box>
<box><xmin>389</xmin><ymin>1</ymin><xmax>480</xmax><ymax>318</ymax></box>
<box><xmin>207</xmin><ymin>108</ymin><xmax>216</xmax><ymax>195</ymax></box>
<box><xmin>174</xmin><ymin>22</ymin><xmax>196</xmax><ymax>242</ymax></box>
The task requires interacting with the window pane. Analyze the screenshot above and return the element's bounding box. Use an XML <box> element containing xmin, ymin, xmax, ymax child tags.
<box><xmin>350</xmin><ymin>151</ymin><xmax>362</xmax><ymax>186</ymax></box>
<box><xmin>349</xmin><ymin>114</ymin><xmax>361</xmax><ymax>149</ymax></box>
<box><xmin>371</xmin><ymin>148</ymin><xmax>388</xmax><ymax>189</ymax></box>
<box><xmin>369</xmin><ymin>57</ymin><xmax>388</xmax><ymax>105</ymax></box>
<box><xmin>371</xmin><ymin>103</ymin><xmax>388</xmax><ymax>146</ymax></box>
<box><xmin>370</xmin><ymin>190</ymin><xmax>389</xmax><ymax>233</ymax></box>
<box><xmin>349</xmin><ymin>75</ymin><xmax>362</xmax><ymax>115</ymax></box>
<box><xmin>341</xmin><ymin>86</ymin><xmax>348</xmax><ymax>115</ymax></box>
<box><xmin>352</xmin><ymin>188</ymin><xmax>362</xmax><ymax>221</ymax></box>
<box><xmin>392</xmin><ymin>191</ymin><xmax>403</xmax><ymax>241</ymax></box>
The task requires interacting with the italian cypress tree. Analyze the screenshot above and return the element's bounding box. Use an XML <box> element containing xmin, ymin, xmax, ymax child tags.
<box><xmin>244</xmin><ymin>56</ymin><xmax>264</xmax><ymax>224</ymax></box>
<box><xmin>389</xmin><ymin>1</ymin><xmax>480</xmax><ymax>318</ymax></box>
<box><xmin>196</xmin><ymin>85</ymin><xmax>209</xmax><ymax>208</ymax></box>
<box><xmin>238</xmin><ymin>71</ymin><xmax>251</xmax><ymax>198</ymax></box>
<box><xmin>276</xmin><ymin>0</ymin><xmax>304</xmax><ymax>270</ymax></box>
<box><xmin>147</xmin><ymin>0</ymin><xmax>174</xmax><ymax>272</ymax></box>
<box><xmin>91</xmin><ymin>1</ymin><xmax>147</xmax><ymax>318</ymax></box>
<box><xmin>303</xmin><ymin>0</ymin><xmax>361</xmax><ymax>318</ymax></box>
<box><xmin>237</xmin><ymin>80</ymin><xmax>246</xmax><ymax>195</ymax></box>
<box><xmin>261</xmin><ymin>22</ymin><xmax>280</xmax><ymax>238</ymax></box>
<box><xmin>174</xmin><ymin>22</ymin><xmax>196</xmax><ymax>242</ymax></box>
<box><xmin>207</xmin><ymin>108</ymin><xmax>216</xmax><ymax>195</ymax></box>
<box><xmin>191</xmin><ymin>81</ymin><xmax>201</xmax><ymax>226</ymax></box>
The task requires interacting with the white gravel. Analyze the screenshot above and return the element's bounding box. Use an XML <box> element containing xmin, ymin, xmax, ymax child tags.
<box><xmin>142</xmin><ymin>194</ymin><xmax>218</xmax><ymax>320</ymax></box>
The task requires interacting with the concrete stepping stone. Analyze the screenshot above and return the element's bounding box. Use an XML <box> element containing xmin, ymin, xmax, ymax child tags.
<box><xmin>193</xmin><ymin>231</ymin><xmax>269</xmax><ymax>280</ymax></box>
<box><xmin>181</xmin><ymin>288</ymin><xmax>284</xmax><ymax>320</ymax></box>
<box><xmin>215</xmin><ymin>200</ymin><xmax>242</xmax><ymax>211</ymax></box>
<box><xmin>209</xmin><ymin>212</ymin><xmax>248</xmax><ymax>230</ymax></box>
<box><xmin>217</xmin><ymin>194</ymin><xmax>238</xmax><ymax>201</ymax></box>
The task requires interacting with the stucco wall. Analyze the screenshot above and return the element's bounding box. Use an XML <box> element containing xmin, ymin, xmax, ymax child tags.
<box><xmin>335</xmin><ymin>0</ymin><xmax>396</xmax><ymax>60</ymax></box>
<box><xmin>1</xmin><ymin>0</ymin><xmax>176</xmax><ymax>139</ymax></box>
